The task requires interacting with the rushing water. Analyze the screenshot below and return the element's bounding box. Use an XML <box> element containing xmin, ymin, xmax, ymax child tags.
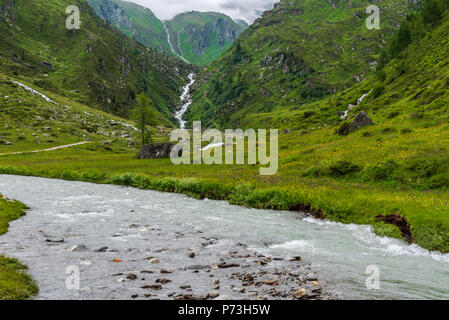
<box><xmin>0</xmin><ymin>175</ymin><xmax>449</xmax><ymax>300</ymax></box>
<box><xmin>175</xmin><ymin>73</ymin><xmax>195</xmax><ymax>129</ymax></box>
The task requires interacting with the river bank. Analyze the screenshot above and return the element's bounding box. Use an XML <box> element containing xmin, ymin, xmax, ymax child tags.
<box><xmin>0</xmin><ymin>194</ymin><xmax>38</xmax><ymax>300</ymax></box>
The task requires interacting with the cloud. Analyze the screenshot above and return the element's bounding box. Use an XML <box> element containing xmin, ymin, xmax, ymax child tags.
<box><xmin>127</xmin><ymin>0</ymin><xmax>278</xmax><ymax>23</ymax></box>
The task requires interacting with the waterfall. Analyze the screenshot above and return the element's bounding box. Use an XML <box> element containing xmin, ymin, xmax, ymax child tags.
<box><xmin>175</xmin><ymin>73</ymin><xmax>195</xmax><ymax>129</ymax></box>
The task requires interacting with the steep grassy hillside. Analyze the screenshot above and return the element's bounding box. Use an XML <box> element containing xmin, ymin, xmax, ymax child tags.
<box><xmin>0</xmin><ymin>0</ymin><xmax>191</xmax><ymax>123</ymax></box>
<box><xmin>187</xmin><ymin>0</ymin><xmax>415</xmax><ymax>128</ymax></box>
<box><xmin>165</xmin><ymin>11</ymin><xmax>245</xmax><ymax>66</ymax></box>
<box><xmin>87</xmin><ymin>0</ymin><xmax>172</xmax><ymax>56</ymax></box>
<box><xmin>0</xmin><ymin>71</ymin><xmax>172</xmax><ymax>155</ymax></box>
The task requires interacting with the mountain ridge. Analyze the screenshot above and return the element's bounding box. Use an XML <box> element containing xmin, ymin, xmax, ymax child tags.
<box><xmin>87</xmin><ymin>0</ymin><xmax>246</xmax><ymax>66</ymax></box>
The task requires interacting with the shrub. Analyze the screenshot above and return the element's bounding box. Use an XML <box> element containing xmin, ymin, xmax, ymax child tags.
<box><xmin>361</xmin><ymin>159</ymin><xmax>400</xmax><ymax>181</ymax></box>
<box><xmin>372</xmin><ymin>84</ymin><xmax>385</xmax><ymax>98</ymax></box>
<box><xmin>429</xmin><ymin>173</ymin><xmax>449</xmax><ymax>189</ymax></box>
<box><xmin>336</xmin><ymin>121</ymin><xmax>350</xmax><ymax>136</ymax></box>
<box><xmin>329</xmin><ymin>161</ymin><xmax>361</xmax><ymax>177</ymax></box>
<box><xmin>406</xmin><ymin>159</ymin><xmax>441</xmax><ymax>178</ymax></box>
<box><xmin>401</xmin><ymin>128</ymin><xmax>413</xmax><ymax>134</ymax></box>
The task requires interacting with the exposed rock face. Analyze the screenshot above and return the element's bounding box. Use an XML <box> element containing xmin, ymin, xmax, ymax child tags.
<box><xmin>138</xmin><ymin>143</ymin><xmax>174</xmax><ymax>159</ymax></box>
<box><xmin>349</xmin><ymin>112</ymin><xmax>373</xmax><ymax>132</ymax></box>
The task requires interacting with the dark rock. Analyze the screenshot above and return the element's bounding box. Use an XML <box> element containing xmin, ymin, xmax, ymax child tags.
<box><xmin>261</xmin><ymin>88</ymin><xmax>272</xmax><ymax>97</ymax></box>
<box><xmin>218</xmin><ymin>262</ymin><xmax>240</xmax><ymax>268</ymax></box>
<box><xmin>206</xmin><ymin>292</ymin><xmax>219</xmax><ymax>299</ymax></box>
<box><xmin>188</xmin><ymin>252</ymin><xmax>196</xmax><ymax>259</ymax></box>
<box><xmin>348</xmin><ymin>112</ymin><xmax>373</xmax><ymax>132</ymax></box>
<box><xmin>141</xmin><ymin>284</ymin><xmax>162</xmax><ymax>290</ymax></box>
<box><xmin>46</xmin><ymin>237</ymin><xmax>64</xmax><ymax>243</ymax></box>
<box><xmin>156</xmin><ymin>278</ymin><xmax>172</xmax><ymax>284</ymax></box>
<box><xmin>41</xmin><ymin>61</ymin><xmax>53</xmax><ymax>68</ymax></box>
<box><xmin>289</xmin><ymin>256</ymin><xmax>302</xmax><ymax>262</ymax></box>
<box><xmin>126</xmin><ymin>274</ymin><xmax>138</xmax><ymax>280</ymax></box>
<box><xmin>137</xmin><ymin>143</ymin><xmax>175</xmax><ymax>159</ymax></box>
<box><xmin>95</xmin><ymin>247</ymin><xmax>111</xmax><ymax>252</ymax></box>
<box><xmin>186</xmin><ymin>265</ymin><xmax>208</xmax><ymax>270</ymax></box>
<box><xmin>281</xmin><ymin>128</ymin><xmax>291</xmax><ymax>134</ymax></box>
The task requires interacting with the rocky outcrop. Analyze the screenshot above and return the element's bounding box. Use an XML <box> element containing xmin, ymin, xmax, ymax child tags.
<box><xmin>349</xmin><ymin>112</ymin><xmax>373</xmax><ymax>132</ymax></box>
<box><xmin>138</xmin><ymin>143</ymin><xmax>175</xmax><ymax>159</ymax></box>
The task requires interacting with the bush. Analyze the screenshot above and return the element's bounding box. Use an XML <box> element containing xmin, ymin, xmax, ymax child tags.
<box><xmin>329</xmin><ymin>161</ymin><xmax>361</xmax><ymax>177</ymax></box>
<box><xmin>429</xmin><ymin>173</ymin><xmax>449</xmax><ymax>189</ymax></box>
<box><xmin>372</xmin><ymin>84</ymin><xmax>385</xmax><ymax>98</ymax></box>
<box><xmin>361</xmin><ymin>159</ymin><xmax>400</xmax><ymax>181</ymax></box>
<box><xmin>336</xmin><ymin>121</ymin><xmax>350</xmax><ymax>136</ymax></box>
<box><xmin>406</xmin><ymin>159</ymin><xmax>441</xmax><ymax>178</ymax></box>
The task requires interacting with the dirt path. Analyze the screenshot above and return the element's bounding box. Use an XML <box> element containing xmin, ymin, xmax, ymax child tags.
<box><xmin>0</xmin><ymin>141</ymin><xmax>91</xmax><ymax>156</ymax></box>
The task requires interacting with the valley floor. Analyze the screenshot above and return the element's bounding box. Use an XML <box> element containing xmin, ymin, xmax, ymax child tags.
<box><xmin>0</xmin><ymin>134</ymin><xmax>448</xmax><ymax>254</ymax></box>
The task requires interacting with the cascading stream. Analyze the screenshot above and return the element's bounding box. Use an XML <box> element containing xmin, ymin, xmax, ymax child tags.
<box><xmin>174</xmin><ymin>73</ymin><xmax>195</xmax><ymax>129</ymax></box>
<box><xmin>164</xmin><ymin>22</ymin><xmax>189</xmax><ymax>64</ymax></box>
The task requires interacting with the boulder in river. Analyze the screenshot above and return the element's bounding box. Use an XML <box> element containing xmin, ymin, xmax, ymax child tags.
<box><xmin>137</xmin><ymin>142</ymin><xmax>175</xmax><ymax>159</ymax></box>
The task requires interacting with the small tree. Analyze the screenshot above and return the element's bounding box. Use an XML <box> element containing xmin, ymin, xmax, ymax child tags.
<box><xmin>132</xmin><ymin>93</ymin><xmax>156</xmax><ymax>146</ymax></box>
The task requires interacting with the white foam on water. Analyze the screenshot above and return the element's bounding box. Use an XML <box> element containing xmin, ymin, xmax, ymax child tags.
<box><xmin>340</xmin><ymin>90</ymin><xmax>372</xmax><ymax>120</ymax></box>
<box><xmin>12</xmin><ymin>81</ymin><xmax>58</xmax><ymax>105</ymax></box>
<box><xmin>175</xmin><ymin>73</ymin><xmax>195</xmax><ymax>129</ymax></box>
<box><xmin>303</xmin><ymin>217</ymin><xmax>449</xmax><ymax>264</ymax></box>
<box><xmin>270</xmin><ymin>240</ymin><xmax>315</xmax><ymax>251</ymax></box>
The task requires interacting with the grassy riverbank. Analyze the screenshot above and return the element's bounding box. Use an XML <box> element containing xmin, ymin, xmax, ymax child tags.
<box><xmin>0</xmin><ymin>196</ymin><xmax>38</xmax><ymax>300</ymax></box>
<box><xmin>1</xmin><ymin>136</ymin><xmax>449</xmax><ymax>253</ymax></box>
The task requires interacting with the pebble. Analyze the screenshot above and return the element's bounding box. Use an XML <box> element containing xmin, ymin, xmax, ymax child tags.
<box><xmin>293</xmin><ymin>288</ymin><xmax>307</xmax><ymax>299</ymax></box>
<box><xmin>126</xmin><ymin>274</ymin><xmax>137</xmax><ymax>281</ymax></box>
<box><xmin>206</xmin><ymin>292</ymin><xmax>219</xmax><ymax>299</ymax></box>
<box><xmin>156</xmin><ymin>278</ymin><xmax>172</xmax><ymax>284</ymax></box>
<box><xmin>160</xmin><ymin>269</ymin><xmax>174</xmax><ymax>274</ymax></box>
<box><xmin>149</xmin><ymin>258</ymin><xmax>160</xmax><ymax>264</ymax></box>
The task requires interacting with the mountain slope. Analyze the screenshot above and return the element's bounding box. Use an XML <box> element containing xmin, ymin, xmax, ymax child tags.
<box><xmin>86</xmin><ymin>0</ymin><xmax>173</xmax><ymax>56</ymax></box>
<box><xmin>0</xmin><ymin>0</ymin><xmax>191</xmax><ymax>125</ymax></box>
<box><xmin>164</xmin><ymin>11</ymin><xmax>246</xmax><ymax>66</ymax></box>
<box><xmin>187</xmin><ymin>0</ymin><xmax>414</xmax><ymax>128</ymax></box>
<box><xmin>86</xmin><ymin>1</ymin><xmax>246</xmax><ymax>66</ymax></box>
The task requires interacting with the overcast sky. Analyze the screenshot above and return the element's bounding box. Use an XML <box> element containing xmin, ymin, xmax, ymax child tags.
<box><xmin>127</xmin><ymin>0</ymin><xmax>279</xmax><ymax>23</ymax></box>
